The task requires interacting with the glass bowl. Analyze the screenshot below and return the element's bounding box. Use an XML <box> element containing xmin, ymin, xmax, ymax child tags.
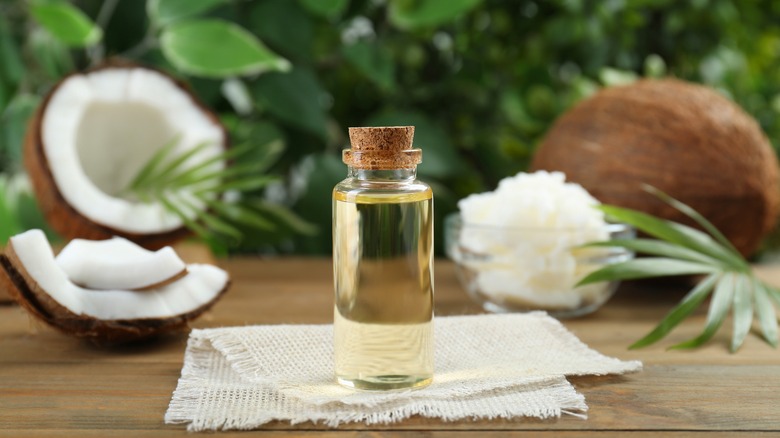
<box><xmin>445</xmin><ymin>213</ymin><xmax>635</xmax><ymax>318</ymax></box>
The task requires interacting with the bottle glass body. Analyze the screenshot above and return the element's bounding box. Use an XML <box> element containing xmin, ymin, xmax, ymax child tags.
<box><xmin>332</xmin><ymin>167</ymin><xmax>434</xmax><ymax>390</ymax></box>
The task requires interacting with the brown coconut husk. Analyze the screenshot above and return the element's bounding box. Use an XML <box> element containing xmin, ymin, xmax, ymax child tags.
<box><xmin>24</xmin><ymin>61</ymin><xmax>228</xmax><ymax>250</ymax></box>
<box><xmin>0</xmin><ymin>243</ymin><xmax>229</xmax><ymax>345</ymax></box>
<box><xmin>531</xmin><ymin>78</ymin><xmax>779</xmax><ymax>257</ymax></box>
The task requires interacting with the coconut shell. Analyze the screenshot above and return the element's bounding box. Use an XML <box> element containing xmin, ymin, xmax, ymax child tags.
<box><xmin>531</xmin><ymin>78</ymin><xmax>779</xmax><ymax>257</ymax></box>
<box><xmin>24</xmin><ymin>61</ymin><xmax>227</xmax><ymax>250</ymax></box>
<box><xmin>0</xmin><ymin>244</ymin><xmax>229</xmax><ymax>345</ymax></box>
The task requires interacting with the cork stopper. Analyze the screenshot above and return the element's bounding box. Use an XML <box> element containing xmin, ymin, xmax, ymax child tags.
<box><xmin>343</xmin><ymin>126</ymin><xmax>422</xmax><ymax>169</ymax></box>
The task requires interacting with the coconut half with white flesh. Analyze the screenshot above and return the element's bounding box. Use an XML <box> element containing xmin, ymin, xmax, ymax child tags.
<box><xmin>0</xmin><ymin>230</ymin><xmax>229</xmax><ymax>344</ymax></box>
<box><xmin>56</xmin><ymin>237</ymin><xmax>187</xmax><ymax>291</ymax></box>
<box><xmin>25</xmin><ymin>63</ymin><xmax>227</xmax><ymax>249</ymax></box>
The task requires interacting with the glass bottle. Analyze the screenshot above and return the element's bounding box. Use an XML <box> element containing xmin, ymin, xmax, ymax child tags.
<box><xmin>332</xmin><ymin>126</ymin><xmax>434</xmax><ymax>391</ymax></box>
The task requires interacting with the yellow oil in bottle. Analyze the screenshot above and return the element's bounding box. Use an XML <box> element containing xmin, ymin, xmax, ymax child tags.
<box><xmin>333</xmin><ymin>188</ymin><xmax>434</xmax><ymax>390</ymax></box>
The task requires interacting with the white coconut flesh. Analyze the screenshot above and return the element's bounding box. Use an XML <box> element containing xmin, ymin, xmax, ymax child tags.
<box><xmin>55</xmin><ymin>236</ymin><xmax>187</xmax><ymax>291</ymax></box>
<box><xmin>10</xmin><ymin>230</ymin><xmax>227</xmax><ymax>320</ymax></box>
<box><xmin>40</xmin><ymin>67</ymin><xmax>225</xmax><ymax>234</ymax></box>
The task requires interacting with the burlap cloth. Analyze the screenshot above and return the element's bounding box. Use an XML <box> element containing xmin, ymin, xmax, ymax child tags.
<box><xmin>165</xmin><ymin>313</ymin><xmax>641</xmax><ymax>431</ymax></box>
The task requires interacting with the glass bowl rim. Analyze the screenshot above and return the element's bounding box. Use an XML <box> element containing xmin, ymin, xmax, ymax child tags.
<box><xmin>445</xmin><ymin>212</ymin><xmax>633</xmax><ymax>234</ymax></box>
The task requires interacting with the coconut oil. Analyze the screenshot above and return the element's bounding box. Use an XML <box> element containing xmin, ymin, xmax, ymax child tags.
<box><xmin>333</xmin><ymin>126</ymin><xmax>434</xmax><ymax>391</ymax></box>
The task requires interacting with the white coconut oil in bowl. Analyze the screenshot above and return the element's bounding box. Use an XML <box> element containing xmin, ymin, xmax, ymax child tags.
<box><xmin>445</xmin><ymin>214</ymin><xmax>634</xmax><ymax>318</ymax></box>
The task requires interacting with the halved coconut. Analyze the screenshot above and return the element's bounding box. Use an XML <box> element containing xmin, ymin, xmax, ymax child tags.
<box><xmin>0</xmin><ymin>229</ymin><xmax>229</xmax><ymax>344</ymax></box>
<box><xmin>56</xmin><ymin>237</ymin><xmax>187</xmax><ymax>291</ymax></box>
<box><xmin>25</xmin><ymin>62</ymin><xmax>227</xmax><ymax>249</ymax></box>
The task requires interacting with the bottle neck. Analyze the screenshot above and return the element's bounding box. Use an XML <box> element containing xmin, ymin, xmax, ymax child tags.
<box><xmin>349</xmin><ymin>167</ymin><xmax>417</xmax><ymax>181</ymax></box>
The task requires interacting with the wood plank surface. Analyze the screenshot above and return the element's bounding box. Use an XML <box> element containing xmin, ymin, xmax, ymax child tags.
<box><xmin>1</xmin><ymin>257</ymin><xmax>779</xmax><ymax>437</ymax></box>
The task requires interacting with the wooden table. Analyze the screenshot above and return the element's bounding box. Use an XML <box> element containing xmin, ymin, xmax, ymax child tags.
<box><xmin>1</xmin><ymin>258</ymin><xmax>778</xmax><ymax>437</ymax></box>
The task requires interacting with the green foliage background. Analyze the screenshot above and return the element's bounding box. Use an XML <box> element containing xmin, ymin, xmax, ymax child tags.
<box><xmin>1</xmin><ymin>0</ymin><xmax>779</xmax><ymax>254</ymax></box>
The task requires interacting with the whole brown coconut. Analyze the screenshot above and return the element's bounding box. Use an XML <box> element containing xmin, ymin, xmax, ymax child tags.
<box><xmin>531</xmin><ymin>78</ymin><xmax>779</xmax><ymax>257</ymax></box>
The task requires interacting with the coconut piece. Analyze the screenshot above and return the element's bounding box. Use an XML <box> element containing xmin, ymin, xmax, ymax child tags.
<box><xmin>0</xmin><ymin>229</ymin><xmax>229</xmax><ymax>344</ymax></box>
<box><xmin>531</xmin><ymin>78</ymin><xmax>779</xmax><ymax>257</ymax></box>
<box><xmin>24</xmin><ymin>62</ymin><xmax>228</xmax><ymax>249</ymax></box>
<box><xmin>55</xmin><ymin>237</ymin><xmax>187</xmax><ymax>291</ymax></box>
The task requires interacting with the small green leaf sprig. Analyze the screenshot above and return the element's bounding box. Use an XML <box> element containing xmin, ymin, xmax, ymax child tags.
<box><xmin>577</xmin><ymin>186</ymin><xmax>780</xmax><ymax>353</ymax></box>
<box><xmin>123</xmin><ymin>135</ymin><xmax>314</xmax><ymax>246</ymax></box>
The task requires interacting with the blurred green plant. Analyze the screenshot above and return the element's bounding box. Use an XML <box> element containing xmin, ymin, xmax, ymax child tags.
<box><xmin>0</xmin><ymin>0</ymin><xmax>779</xmax><ymax>254</ymax></box>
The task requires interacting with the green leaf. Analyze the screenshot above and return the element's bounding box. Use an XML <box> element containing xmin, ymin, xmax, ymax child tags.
<box><xmin>221</xmin><ymin>118</ymin><xmax>286</xmax><ymax>169</ymax></box>
<box><xmin>389</xmin><ymin>0</ymin><xmax>483</xmax><ymax>30</ymax></box>
<box><xmin>576</xmin><ymin>258</ymin><xmax>719</xmax><ymax>286</ymax></box>
<box><xmin>175</xmin><ymin>161</ymin><xmax>270</xmax><ymax>190</ymax></box>
<box><xmin>147</xmin><ymin>0</ymin><xmax>225</xmax><ymax>26</ymax></box>
<box><xmin>297</xmin><ymin>0</ymin><xmax>348</xmax><ymax>19</ymax></box>
<box><xmin>252</xmin><ymin>69</ymin><xmax>328</xmax><ymax>139</ymax></box>
<box><xmin>251</xmin><ymin>0</ymin><xmax>313</xmax><ymax>61</ymax></box>
<box><xmin>126</xmin><ymin>134</ymin><xmax>181</xmax><ymax>192</ymax></box>
<box><xmin>767</xmin><ymin>286</ymin><xmax>780</xmax><ymax>306</ymax></box>
<box><xmin>246</xmin><ymin>138</ymin><xmax>285</xmax><ymax>174</ymax></box>
<box><xmin>342</xmin><ymin>41</ymin><xmax>396</xmax><ymax>91</ymax></box>
<box><xmin>670</xmin><ymin>274</ymin><xmax>736</xmax><ymax>350</ymax></box>
<box><xmin>730</xmin><ymin>274</ymin><xmax>753</xmax><ymax>352</ymax></box>
<box><xmin>30</xmin><ymin>2</ymin><xmax>102</xmax><ymax>48</ymax></box>
<box><xmin>599</xmin><ymin>67</ymin><xmax>638</xmax><ymax>86</ymax></box>
<box><xmin>630</xmin><ymin>273</ymin><xmax>719</xmax><ymax>349</ymax></box>
<box><xmin>177</xmin><ymin>195</ymin><xmax>243</xmax><ymax>241</ymax></box>
<box><xmin>644</xmin><ymin>54</ymin><xmax>667</xmax><ymax>78</ymax></box>
<box><xmin>0</xmin><ymin>15</ymin><xmax>24</xmax><ymax>85</ymax></box>
<box><xmin>754</xmin><ymin>281</ymin><xmax>779</xmax><ymax>348</ymax></box>
<box><xmin>0</xmin><ymin>177</ymin><xmax>20</xmax><ymax>241</ymax></box>
<box><xmin>253</xmin><ymin>200</ymin><xmax>318</xmax><ymax>236</ymax></box>
<box><xmin>198</xmin><ymin>211</ymin><xmax>243</xmax><ymax>241</ymax></box>
<box><xmin>15</xmin><ymin>190</ymin><xmax>51</xmax><ymax>237</ymax></box>
<box><xmin>163</xmin><ymin>143</ymin><xmax>254</xmax><ymax>188</ymax></box>
<box><xmin>28</xmin><ymin>28</ymin><xmax>74</xmax><ymax>79</ymax></box>
<box><xmin>206</xmin><ymin>199</ymin><xmax>275</xmax><ymax>231</ymax></box>
<box><xmin>597</xmin><ymin>205</ymin><xmax>748</xmax><ymax>271</ymax></box>
<box><xmin>145</xmin><ymin>141</ymin><xmax>213</xmax><ymax>188</ymax></box>
<box><xmin>160</xmin><ymin>19</ymin><xmax>291</xmax><ymax>78</ymax></box>
<box><xmin>642</xmin><ymin>185</ymin><xmax>743</xmax><ymax>258</ymax></box>
<box><xmin>193</xmin><ymin>175</ymin><xmax>276</xmax><ymax>195</ymax></box>
<box><xmin>221</xmin><ymin>78</ymin><xmax>253</xmax><ymax>115</ymax></box>
<box><xmin>584</xmin><ymin>239</ymin><xmax>722</xmax><ymax>266</ymax></box>
<box><xmin>1</xmin><ymin>94</ymin><xmax>40</xmax><ymax>167</ymax></box>
<box><xmin>231</xmin><ymin>121</ymin><xmax>286</xmax><ymax>174</ymax></box>
<box><xmin>159</xmin><ymin>196</ymin><xmax>211</xmax><ymax>239</ymax></box>
<box><xmin>0</xmin><ymin>82</ymin><xmax>8</xmax><ymax>113</ymax></box>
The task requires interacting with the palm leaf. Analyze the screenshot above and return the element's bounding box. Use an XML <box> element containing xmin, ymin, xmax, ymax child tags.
<box><xmin>203</xmin><ymin>198</ymin><xmax>275</xmax><ymax>231</ymax></box>
<box><xmin>176</xmin><ymin>194</ymin><xmax>243</xmax><ymax>241</ymax></box>
<box><xmin>127</xmin><ymin>134</ymin><xmax>180</xmax><ymax>191</ymax></box>
<box><xmin>584</xmin><ymin>239</ymin><xmax>722</xmax><ymax>266</ymax></box>
<box><xmin>580</xmin><ymin>192</ymin><xmax>780</xmax><ymax>353</ymax></box>
<box><xmin>629</xmin><ymin>273</ymin><xmax>719</xmax><ymax>349</ymax></box>
<box><xmin>576</xmin><ymin>258</ymin><xmax>718</xmax><ymax>286</ymax></box>
<box><xmin>670</xmin><ymin>273</ymin><xmax>735</xmax><ymax>350</ymax></box>
<box><xmin>597</xmin><ymin>205</ymin><xmax>748</xmax><ymax>271</ymax></box>
<box><xmin>251</xmin><ymin>200</ymin><xmax>318</xmax><ymax>235</ymax></box>
<box><xmin>164</xmin><ymin>142</ymin><xmax>256</xmax><ymax>188</ymax></box>
<box><xmin>642</xmin><ymin>185</ymin><xmax>742</xmax><ymax>257</ymax></box>
<box><xmin>158</xmin><ymin>195</ymin><xmax>211</xmax><ymax>240</ymax></box>
<box><xmin>193</xmin><ymin>175</ymin><xmax>276</xmax><ymax>195</ymax></box>
<box><xmin>171</xmin><ymin>161</ymin><xmax>267</xmax><ymax>190</ymax></box>
<box><xmin>754</xmin><ymin>280</ymin><xmax>779</xmax><ymax>347</ymax></box>
<box><xmin>730</xmin><ymin>274</ymin><xmax>753</xmax><ymax>352</ymax></box>
<box><xmin>139</xmin><ymin>141</ymin><xmax>213</xmax><ymax>190</ymax></box>
<box><xmin>766</xmin><ymin>285</ymin><xmax>780</xmax><ymax>306</ymax></box>
<box><xmin>123</xmin><ymin>136</ymin><xmax>290</xmax><ymax>246</ymax></box>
